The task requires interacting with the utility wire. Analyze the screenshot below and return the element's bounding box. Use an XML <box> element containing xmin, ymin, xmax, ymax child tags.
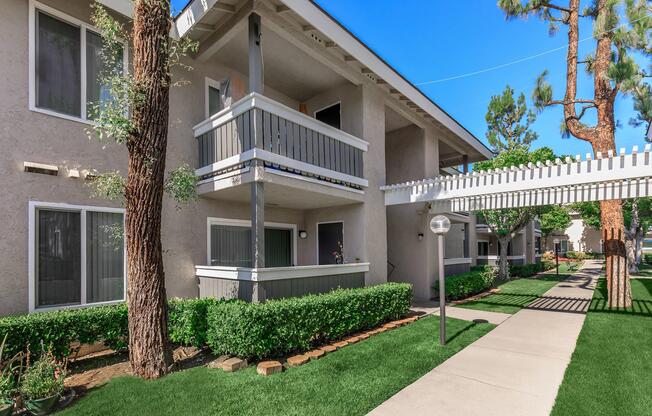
<box><xmin>415</xmin><ymin>12</ymin><xmax>652</xmax><ymax>86</ymax></box>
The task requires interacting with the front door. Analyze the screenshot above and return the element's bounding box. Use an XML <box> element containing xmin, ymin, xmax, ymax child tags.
<box><xmin>318</xmin><ymin>222</ymin><xmax>343</xmax><ymax>265</ymax></box>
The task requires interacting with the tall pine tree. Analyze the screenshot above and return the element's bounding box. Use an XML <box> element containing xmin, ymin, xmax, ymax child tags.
<box><xmin>498</xmin><ymin>0</ymin><xmax>651</xmax><ymax>307</ymax></box>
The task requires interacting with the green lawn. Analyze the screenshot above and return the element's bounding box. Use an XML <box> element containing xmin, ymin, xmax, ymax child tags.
<box><xmin>455</xmin><ymin>262</ymin><xmax>576</xmax><ymax>314</ymax></box>
<box><xmin>551</xmin><ymin>278</ymin><xmax>652</xmax><ymax>416</ymax></box>
<box><xmin>58</xmin><ymin>315</ymin><xmax>494</xmax><ymax>416</ymax></box>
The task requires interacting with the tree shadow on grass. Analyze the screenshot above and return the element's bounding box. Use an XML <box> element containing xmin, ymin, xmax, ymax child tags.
<box><xmin>589</xmin><ymin>278</ymin><xmax>652</xmax><ymax>317</ymax></box>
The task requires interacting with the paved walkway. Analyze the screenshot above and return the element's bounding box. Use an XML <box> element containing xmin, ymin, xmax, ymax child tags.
<box><xmin>370</xmin><ymin>261</ymin><xmax>601</xmax><ymax>416</ymax></box>
<box><xmin>412</xmin><ymin>302</ymin><xmax>511</xmax><ymax>325</ymax></box>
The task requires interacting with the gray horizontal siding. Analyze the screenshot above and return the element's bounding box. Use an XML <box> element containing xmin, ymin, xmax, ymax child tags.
<box><xmin>198</xmin><ymin>272</ymin><xmax>365</xmax><ymax>302</ymax></box>
<box><xmin>197</xmin><ymin>108</ymin><xmax>364</xmax><ymax>182</ymax></box>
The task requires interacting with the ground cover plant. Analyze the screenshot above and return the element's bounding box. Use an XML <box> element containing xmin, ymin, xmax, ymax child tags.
<box><xmin>57</xmin><ymin>315</ymin><xmax>494</xmax><ymax>416</ymax></box>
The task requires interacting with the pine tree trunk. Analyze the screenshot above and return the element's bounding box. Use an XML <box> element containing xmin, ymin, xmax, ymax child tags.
<box><xmin>497</xmin><ymin>236</ymin><xmax>510</xmax><ymax>281</ymax></box>
<box><xmin>125</xmin><ymin>0</ymin><xmax>173</xmax><ymax>379</ymax></box>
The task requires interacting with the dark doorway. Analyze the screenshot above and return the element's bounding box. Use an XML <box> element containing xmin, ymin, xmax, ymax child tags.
<box><xmin>318</xmin><ymin>222</ymin><xmax>343</xmax><ymax>265</ymax></box>
<box><xmin>315</xmin><ymin>102</ymin><xmax>341</xmax><ymax>129</ymax></box>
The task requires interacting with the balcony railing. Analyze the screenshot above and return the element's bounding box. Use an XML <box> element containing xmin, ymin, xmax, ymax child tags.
<box><xmin>193</xmin><ymin>93</ymin><xmax>369</xmax><ymax>189</ymax></box>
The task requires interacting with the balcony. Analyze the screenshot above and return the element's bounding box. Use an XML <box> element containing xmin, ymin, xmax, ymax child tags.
<box><xmin>193</xmin><ymin>93</ymin><xmax>368</xmax><ymax>206</ymax></box>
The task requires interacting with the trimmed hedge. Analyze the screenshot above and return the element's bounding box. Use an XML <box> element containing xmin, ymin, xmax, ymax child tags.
<box><xmin>167</xmin><ymin>298</ymin><xmax>222</xmax><ymax>348</ymax></box>
<box><xmin>433</xmin><ymin>265</ymin><xmax>497</xmax><ymax>301</ymax></box>
<box><xmin>510</xmin><ymin>263</ymin><xmax>544</xmax><ymax>278</ymax></box>
<box><xmin>0</xmin><ymin>298</ymin><xmax>220</xmax><ymax>359</ymax></box>
<box><xmin>644</xmin><ymin>254</ymin><xmax>652</xmax><ymax>265</ymax></box>
<box><xmin>0</xmin><ymin>304</ymin><xmax>128</xmax><ymax>359</ymax></box>
<box><xmin>206</xmin><ymin>283</ymin><xmax>412</xmax><ymax>359</ymax></box>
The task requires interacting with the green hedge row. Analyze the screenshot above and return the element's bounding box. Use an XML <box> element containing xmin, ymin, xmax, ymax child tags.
<box><xmin>644</xmin><ymin>254</ymin><xmax>652</xmax><ymax>265</ymax></box>
<box><xmin>206</xmin><ymin>283</ymin><xmax>412</xmax><ymax>359</ymax></box>
<box><xmin>510</xmin><ymin>262</ymin><xmax>546</xmax><ymax>278</ymax></box>
<box><xmin>433</xmin><ymin>265</ymin><xmax>497</xmax><ymax>301</ymax></box>
<box><xmin>0</xmin><ymin>298</ymin><xmax>219</xmax><ymax>359</ymax></box>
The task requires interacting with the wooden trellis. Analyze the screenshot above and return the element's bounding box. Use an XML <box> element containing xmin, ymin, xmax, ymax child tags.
<box><xmin>382</xmin><ymin>145</ymin><xmax>652</xmax><ymax>211</ymax></box>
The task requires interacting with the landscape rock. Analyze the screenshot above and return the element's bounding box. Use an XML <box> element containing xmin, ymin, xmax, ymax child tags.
<box><xmin>286</xmin><ymin>354</ymin><xmax>309</xmax><ymax>367</ymax></box>
<box><xmin>305</xmin><ymin>350</ymin><xmax>325</xmax><ymax>360</ymax></box>
<box><xmin>257</xmin><ymin>361</ymin><xmax>283</xmax><ymax>376</ymax></box>
<box><xmin>222</xmin><ymin>357</ymin><xmax>248</xmax><ymax>372</ymax></box>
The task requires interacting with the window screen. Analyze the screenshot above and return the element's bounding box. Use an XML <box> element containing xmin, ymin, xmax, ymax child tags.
<box><xmin>86</xmin><ymin>211</ymin><xmax>124</xmax><ymax>303</ymax></box>
<box><xmin>36</xmin><ymin>11</ymin><xmax>81</xmax><ymax>116</ymax></box>
<box><xmin>208</xmin><ymin>86</ymin><xmax>221</xmax><ymax>117</ymax></box>
<box><xmin>37</xmin><ymin>209</ymin><xmax>81</xmax><ymax>307</ymax></box>
<box><xmin>86</xmin><ymin>30</ymin><xmax>123</xmax><ymax>120</ymax></box>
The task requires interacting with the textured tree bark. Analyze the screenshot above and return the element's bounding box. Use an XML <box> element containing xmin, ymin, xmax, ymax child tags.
<box><xmin>497</xmin><ymin>236</ymin><xmax>511</xmax><ymax>281</ymax></box>
<box><xmin>125</xmin><ymin>0</ymin><xmax>173</xmax><ymax>379</ymax></box>
<box><xmin>561</xmin><ymin>0</ymin><xmax>630</xmax><ymax>307</ymax></box>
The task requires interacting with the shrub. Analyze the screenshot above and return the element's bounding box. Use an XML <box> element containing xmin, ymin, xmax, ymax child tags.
<box><xmin>20</xmin><ymin>349</ymin><xmax>66</xmax><ymax>400</ymax></box>
<box><xmin>510</xmin><ymin>263</ymin><xmax>545</xmax><ymax>278</ymax></box>
<box><xmin>0</xmin><ymin>304</ymin><xmax>128</xmax><ymax>360</ymax></box>
<box><xmin>542</xmin><ymin>260</ymin><xmax>556</xmax><ymax>271</ymax></box>
<box><xmin>0</xmin><ymin>298</ymin><xmax>221</xmax><ymax>359</ymax></box>
<box><xmin>167</xmin><ymin>298</ymin><xmax>222</xmax><ymax>348</ymax></box>
<box><xmin>206</xmin><ymin>283</ymin><xmax>412</xmax><ymax>359</ymax></box>
<box><xmin>644</xmin><ymin>254</ymin><xmax>652</xmax><ymax>265</ymax></box>
<box><xmin>433</xmin><ymin>265</ymin><xmax>497</xmax><ymax>301</ymax></box>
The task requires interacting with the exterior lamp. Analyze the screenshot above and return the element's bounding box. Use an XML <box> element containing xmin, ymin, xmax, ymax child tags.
<box><xmin>429</xmin><ymin>215</ymin><xmax>451</xmax><ymax>345</ymax></box>
<box><xmin>298</xmin><ymin>230</ymin><xmax>308</xmax><ymax>239</ymax></box>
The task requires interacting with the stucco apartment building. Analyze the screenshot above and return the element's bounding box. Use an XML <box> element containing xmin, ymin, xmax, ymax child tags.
<box><xmin>0</xmin><ymin>0</ymin><xmax>542</xmax><ymax>317</ymax></box>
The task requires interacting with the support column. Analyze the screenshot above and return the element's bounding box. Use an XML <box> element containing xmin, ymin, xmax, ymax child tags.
<box><xmin>251</xmin><ymin>176</ymin><xmax>265</xmax><ymax>268</ymax></box>
<box><xmin>462</xmin><ymin>154</ymin><xmax>469</xmax><ymax>174</ymax></box>
<box><xmin>248</xmin><ymin>13</ymin><xmax>263</xmax><ymax>94</ymax></box>
<box><xmin>463</xmin><ymin>222</ymin><xmax>469</xmax><ymax>258</ymax></box>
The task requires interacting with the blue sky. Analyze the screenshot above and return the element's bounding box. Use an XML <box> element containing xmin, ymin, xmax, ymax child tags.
<box><xmin>172</xmin><ymin>0</ymin><xmax>649</xmax><ymax>157</ymax></box>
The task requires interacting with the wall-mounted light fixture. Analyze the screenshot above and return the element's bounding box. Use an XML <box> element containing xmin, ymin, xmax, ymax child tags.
<box><xmin>417</xmin><ymin>232</ymin><xmax>424</xmax><ymax>241</ymax></box>
<box><xmin>298</xmin><ymin>230</ymin><xmax>308</xmax><ymax>239</ymax></box>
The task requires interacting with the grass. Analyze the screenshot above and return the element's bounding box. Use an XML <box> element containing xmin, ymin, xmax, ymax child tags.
<box><xmin>454</xmin><ymin>262</ymin><xmax>577</xmax><ymax>314</ymax></box>
<box><xmin>58</xmin><ymin>315</ymin><xmax>494</xmax><ymax>416</ymax></box>
<box><xmin>551</xmin><ymin>278</ymin><xmax>652</xmax><ymax>416</ymax></box>
<box><xmin>634</xmin><ymin>263</ymin><xmax>652</xmax><ymax>278</ymax></box>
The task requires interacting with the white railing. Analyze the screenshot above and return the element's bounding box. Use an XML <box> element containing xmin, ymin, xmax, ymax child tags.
<box><xmin>195</xmin><ymin>262</ymin><xmax>370</xmax><ymax>282</ymax></box>
<box><xmin>443</xmin><ymin>257</ymin><xmax>472</xmax><ymax>266</ymax></box>
<box><xmin>382</xmin><ymin>145</ymin><xmax>652</xmax><ymax>210</ymax></box>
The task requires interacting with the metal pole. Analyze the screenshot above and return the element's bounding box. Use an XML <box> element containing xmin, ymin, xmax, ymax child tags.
<box><xmin>555</xmin><ymin>243</ymin><xmax>559</xmax><ymax>276</ymax></box>
<box><xmin>438</xmin><ymin>234</ymin><xmax>446</xmax><ymax>345</ymax></box>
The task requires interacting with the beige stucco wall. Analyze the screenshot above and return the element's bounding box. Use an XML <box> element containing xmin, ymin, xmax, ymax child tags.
<box><xmin>0</xmin><ymin>0</ymin><xmax>392</xmax><ymax>315</ymax></box>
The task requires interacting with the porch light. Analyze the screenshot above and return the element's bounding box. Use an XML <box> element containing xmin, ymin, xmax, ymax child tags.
<box><xmin>429</xmin><ymin>215</ymin><xmax>451</xmax><ymax>235</ymax></box>
<box><xmin>429</xmin><ymin>215</ymin><xmax>450</xmax><ymax>345</ymax></box>
<box><xmin>299</xmin><ymin>230</ymin><xmax>308</xmax><ymax>239</ymax></box>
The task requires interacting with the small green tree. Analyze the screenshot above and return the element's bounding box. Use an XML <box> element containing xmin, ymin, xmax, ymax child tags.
<box><xmin>476</xmin><ymin>147</ymin><xmax>557</xmax><ymax>279</ymax></box>
<box><xmin>539</xmin><ymin>205</ymin><xmax>572</xmax><ymax>250</ymax></box>
<box><xmin>485</xmin><ymin>85</ymin><xmax>538</xmax><ymax>153</ymax></box>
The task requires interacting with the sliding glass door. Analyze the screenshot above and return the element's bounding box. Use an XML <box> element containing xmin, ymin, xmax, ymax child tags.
<box><xmin>209</xmin><ymin>223</ymin><xmax>293</xmax><ymax>268</ymax></box>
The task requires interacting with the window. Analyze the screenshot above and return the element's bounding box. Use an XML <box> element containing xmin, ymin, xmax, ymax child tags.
<box><xmin>207</xmin><ymin>218</ymin><xmax>295</xmax><ymax>267</ymax></box>
<box><xmin>477</xmin><ymin>241</ymin><xmax>489</xmax><ymax>256</ymax></box>
<box><xmin>315</xmin><ymin>102</ymin><xmax>341</xmax><ymax>129</ymax></box>
<box><xmin>30</xmin><ymin>2</ymin><xmax>126</xmax><ymax>122</ymax></box>
<box><xmin>497</xmin><ymin>241</ymin><xmax>513</xmax><ymax>256</ymax></box>
<box><xmin>205</xmin><ymin>77</ymin><xmax>231</xmax><ymax>118</ymax></box>
<box><xmin>29</xmin><ymin>202</ymin><xmax>125</xmax><ymax>311</ymax></box>
<box><xmin>535</xmin><ymin>237</ymin><xmax>541</xmax><ymax>254</ymax></box>
<box><xmin>318</xmin><ymin>222</ymin><xmax>344</xmax><ymax>265</ymax></box>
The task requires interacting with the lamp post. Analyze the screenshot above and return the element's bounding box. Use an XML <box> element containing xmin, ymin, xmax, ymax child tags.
<box><xmin>430</xmin><ymin>215</ymin><xmax>451</xmax><ymax>345</ymax></box>
<box><xmin>553</xmin><ymin>238</ymin><xmax>560</xmax><ymax>276</ymax></box>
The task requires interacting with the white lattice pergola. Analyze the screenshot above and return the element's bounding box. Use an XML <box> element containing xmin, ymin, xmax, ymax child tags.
<box><xmin>382</xmin><ymin>145</ymin><xmax>652</xmax><ymax>211</ymax></box>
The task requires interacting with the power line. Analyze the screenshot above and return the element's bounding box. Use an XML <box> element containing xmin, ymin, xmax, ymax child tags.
<box><xmin>415</xmin><ymin>12</ymin><xmax>652</xmax><ymax>86</ymax></box>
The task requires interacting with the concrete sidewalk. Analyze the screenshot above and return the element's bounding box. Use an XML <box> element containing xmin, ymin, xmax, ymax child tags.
<box><xmin>369</xmin><ymin>261</ymin><xmax>601</xmax><ymax>416</ymax></box>
<box><xmin>412</xmin><ymin>302</ymin><xmax>511</xmax><ymax>325</ymax></box>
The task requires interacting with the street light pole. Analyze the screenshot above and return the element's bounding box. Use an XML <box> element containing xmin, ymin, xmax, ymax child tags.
<box><xmin>437</xmin><ymin>234</ymin><xmax>446</xmax><ymax>345</ymax></box>
<box><xmin>429</xmin><ymin>215</ymin><xmax>451</xmax><ymax>346</ymax></box>
<box><xmin>554</xmin><ymin>238</ymin><xmax>560</xmax><ymax>277</ymax></box>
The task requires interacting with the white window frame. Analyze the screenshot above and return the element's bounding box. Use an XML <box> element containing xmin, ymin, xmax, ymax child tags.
<box><xmin>316</xmin><ymin>220</ymin><xmax>344</xmax><ymax>264</ymax></box>
<box><xmin>204</xmin><ymin>77</ymin><xmax>223</xmax><ymax>119</ymax></box>
<box><xmin>28</xmin><ymin>0</ymin><xmax>129</xmax><ymax>125</ymax></box>
<box><xmin>28</xmin><ymin>201</ymin><xmax>127</xmax><ymax>313</ymax></box>
<box><xmin>313</xmin><ymin>101</ymin><xmax>342</xmax><ymax>130</ymax></box>
<box><xmin>206</xmin><ymin>217</ymin><xmax>298</xmax><ymax>267</ymax></box>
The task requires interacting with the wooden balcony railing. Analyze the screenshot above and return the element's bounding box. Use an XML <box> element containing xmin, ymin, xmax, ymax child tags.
<box><xmin>193</xmin><ymin>93</ymin><xmax>368</xmax><ymax>189</ymax></box>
